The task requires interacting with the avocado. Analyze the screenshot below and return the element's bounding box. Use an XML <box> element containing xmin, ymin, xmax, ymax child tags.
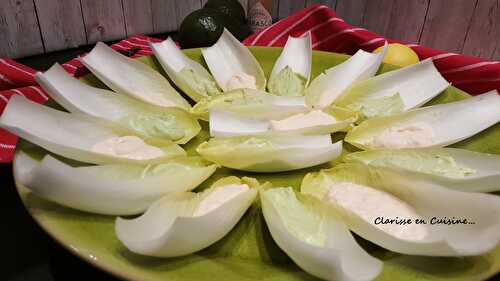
<box><xmin>179</xmin><ymin>8</ymin><xmax>251</xmax><ymax>49</ymax></box>
<box><xmin>204</xmin><ymin>0</ymin><xmax>246</xmax><ymax>24</ymax></box>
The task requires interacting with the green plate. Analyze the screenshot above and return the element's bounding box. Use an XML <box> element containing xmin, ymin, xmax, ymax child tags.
<box><xmin>14</xmin><ymin>47</ymin><xmax>500</xmax><ymax>281</ymax></box>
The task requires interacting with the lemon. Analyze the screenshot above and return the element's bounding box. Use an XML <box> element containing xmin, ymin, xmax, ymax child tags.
<box><xmin>373</xmin><ymin>43</ymin><xmax>420</xmax><ymax>67</ymax></box>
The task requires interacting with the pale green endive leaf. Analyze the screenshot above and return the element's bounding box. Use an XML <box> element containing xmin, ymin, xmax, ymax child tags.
<box><xmin>151</xmin><ymin>37</ymin><xmax>221</xmax><ymax>102</ymax></box>
<box><xmin>14</xmin><ymin>152</ymin><xmax>216</xmax><ymax>215</ymax></box>
<box><xmin>344</xmin><ymin>93</ymin><xmax>404</xmax><ymax>121</ymax></box>
<box><xmin>305</xmin><ymin>42</ymin><xmax>387</xmax><ymax>109</ymax></box>
<box><xmin>268</xmin><ymin>66</ymin><xmax>307</xmax><ymax>97</ymax></box>
<box><xmin>261</xmin><ymin>187</ymin><xmax>382</xmax><ymax>281</ymax></box>
<box><xmin>335</xmin><ymin>58</ymin><xmax>450</xmax><ymax>118</ymax></box>
<box><xmin>197</xmin><ymin>134</ymin><xmax>342</xmax><ymax>172</ymax></box>
<box><xmin>344</xmin><ymin>148</ymin><xmax>500</xmax><ymax>192</ymax></box>
<box><xmin>301</xmin><ymin>163</ymin><xmax>500</xmax><ymax>256</ymax></box>
<box><xmin>80</xmin><ymin>42</ymin><xmax>191</xmax><ymax>110</ymax></box>
<box><xmin>345</xmin><ymin>91</ymin><xmax>500</xmax><ymax>150</ymax></box>
<box><xmin>115</xmin><ymin>176</ymin><xmax>261</xmax><ymax>257</ymax></box>
<box><xmin>191</xmin><ymin>88</ymin><xmax>309</xmax><ymax>121</ymax></box>
<box><xmin>0</xmin><ymin>96</ymin><xmax>185</xmax><ymax>164</ymax></box>
<box><xmin>36</xmin><ymin>63</ymin><xmax>200</xmax><ymax>144</ymax></box>
<box><xmin>209</xmin><ymin>106</ymin><xmax>357</xmax><ymax>137</ymax></box>
<box><xmin>268</xmin><ymin>33</ymin><xmax>312</xmax><ymax>96</ymax></box>
<box><xmin>201</xmin><ymin>29</ymin><xmax>266</xmax><ymax>91</ymax></box>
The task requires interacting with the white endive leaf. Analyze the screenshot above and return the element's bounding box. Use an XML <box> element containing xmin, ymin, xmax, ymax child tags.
<box><xmin>197</xmin><ymin>134</ymin><xmax>342</xmax><ymax>172</ymax></box>
<box><xmin>301</xmin><ymin>163</ymin><xmax>500</xmax><ymax>256</ymax></box>
<box><xmin>335</xmin><ymin>58</ymin><xmax>450</xmax><ymax>119</ymax></box>
<box><xmin>191</xmin><ymin>88</ymin><xmax>309</xmax><ymax>121</ymax></box>
<box><xmin>305</xmin><ymin>42</ymin><xmax>388</xmax><ymax>109</ymax></box>
<box><xmin>151</xmin><ymin>37</ymin><xmax>221</xmax><ymax>102</ymax></box>
<box><xmin>210</xmin><ymin>109</ymin><xmax>269</xmax><ymax>137</ymax></box>
<box><xmin>261</xmin><ymin>187</ymin><xmax>382</xmax><ymax>281</ymax></box>
<box><xmin>268</xmin><ymin>32</ymin><xmax>312</xmax><ymax>96</ymax></box>
<box><xmin>14</xmin><ymin>152</ymin><xmax>217</xmax><ymax>215</ymax></box>
<box><xmin>80</xmin><ymin>42</ymin><xmax>191</xmax><ymax>110</ymax></box>
<box><xmin>344</xmin><ymin>148</ymin><xmax>500</xmax><ymax>193</ymax></box>
<box><xmin>0</xmin><ymin>96</ymin><xmax>185</xmax><ymax>164</ymax></box>
<box><xmin>345</xmin><ymin>91</ymin><xmax>500</xmax><ymax>150</ymax></box>
<box><xmin>209</xmin><ymin>106</ymin><xmax>356</xmax><ymax>137</ymax></box>
<box><xmin>202</xmin><ymin>29</ymin><xmax>266</xmax><ymax>92</ymax></box>
<box><xmin>35</xmin><ymin>63</ymin><xmax>200</xmax><ymax>144</ymax></box>
<box><xmin>115</xmin><ymin>176</ymin><xmax>260</xmax><ymax>257</ymax></box>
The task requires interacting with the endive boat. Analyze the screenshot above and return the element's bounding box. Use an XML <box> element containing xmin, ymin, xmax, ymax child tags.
<box><xmin>202</xmin><ymin>29</ymin><xmax>266</xmax><ymax>92</ymax></box>
<box><xmin>344</xmin><ymin>148</ymin><xmax>500</xmax><ymax>193</ymax></box>
<box><xmin>81</xmin><ymin>42</ymin><xmax>191</xmax><ymax>110</ymax></box>
<box><xmin>115</xmin><ymin>177</ymin><xmax>262</xmax><ymax>257</ymax></box>
<box><xmin>14</xmin><ymin>152</ymin><xmax>216</xmax><ymax>215</ymax></box>
<box><xmin>345</xmin><ymin>91</ymin><xmax>500</xmax><ymax>150</ymax></box>
<box><xmin>268</xmin><ymin>32</ymin><xmax>312</xmax><ymax>96</ymax></box>
<box><xmin>36</xmin><ymin>63</ymin><xmax>200</xmax><ymax>144</ymax></box>
<box><xmin>151</xmin><ymin>37</ymin><xmax>221</xmax><ymax>102</ymax></box>
<box><xmin>0</xmin><ymin>95</ymin><xmax>185</xmax><ymax>165</ymax></box>
<box><xmin>302</xmin><ymin>163</ymin><xmax>500</xmax><ymax>256</ymax></box>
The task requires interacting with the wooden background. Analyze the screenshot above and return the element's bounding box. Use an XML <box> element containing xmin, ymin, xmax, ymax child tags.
<box><xmin>1</xmin><ymin>0</ymin><xmax>499</xmax><ymax>60</ymax></box>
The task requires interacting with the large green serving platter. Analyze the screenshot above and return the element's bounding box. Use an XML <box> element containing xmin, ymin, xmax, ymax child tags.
<box><xmin>14</xmin><ymin>47</ymin><xmax>500</xmax><ymax>281</ymax></box>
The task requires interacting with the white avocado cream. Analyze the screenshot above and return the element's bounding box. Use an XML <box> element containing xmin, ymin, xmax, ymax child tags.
<box><xmin>370</xmin><ymin>122</ymin><xmax>435</xmax><ymax>149</ymax></box>
<box><xmin>326</xmin><ymin>182</ymin><xmax>428</xmax><ymax>241</ymax></box>
<box><xmin>193</xmin><ymin>184</ymin><xmax>249</xmax><ymax>216</ymax></box>
<box><xmin>91</xmin><ymin>136</ymin><xmax>164</xmax><ymax>160</ymax></box>
<box><xmin>270</xmin><ymin>110</ymin><xmax>337</xmax><ymax>131</ymax></box>
<box><xmin>226</xmin><ymin>72</ymin><xmax>257</xmax><ymax>91</ymax></box>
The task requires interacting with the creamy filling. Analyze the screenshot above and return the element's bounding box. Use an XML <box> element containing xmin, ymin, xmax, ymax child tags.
<box><xmin>326</xmin><ymin>182</ymin><xmax>428</xmax><ymax>241</ymax></box>
<box><xmin>226</xmin><ymin>72</ymin><xmax>257</xmax><ymax>91</ymax></box>
<box><xmin>193</xmin><ymin>184</ymin><xmax>249</xmax><ymax>216</ymax></box>
<box><xmin>179</xmin><ymin>67</ymin><xmax>220</xmax><ymax>96</ymax></box>
<box><xmin>371</xmin><ymin>153</ymin><xmax>476</xmax><ymax>178</ymax></box>
<box><xmin>270</xmin><ymin>110</ymin><xmax>337</xmax><ymax>131</ymax></box>
<box><xmin>369</xmin><ymin>122</ymin><xmax>435</xmax><ymax>149</ymax></box>
<box><xmin>91</xmin><ymin>136</ymin><xmax>164</xmax><ymax>160</ymax></box>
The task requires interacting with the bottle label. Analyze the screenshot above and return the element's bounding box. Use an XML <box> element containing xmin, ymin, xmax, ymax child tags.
<box><xmin>248</xmin><ymin>1</ymin><xmax>273</xmax><ymax>32</ymax></box>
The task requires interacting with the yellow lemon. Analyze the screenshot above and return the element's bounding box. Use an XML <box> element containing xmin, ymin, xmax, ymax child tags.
<box><xmin>373</xmin><ymin>43</ymin><xmax>420</xmax><ymax>67</ymax></box>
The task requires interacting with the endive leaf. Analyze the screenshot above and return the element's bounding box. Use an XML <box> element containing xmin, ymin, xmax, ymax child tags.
<box><xmin>115</xmin><ymin>176</ymin><xmax>260</xmax><ymax>257</ymax></box>
<box><xmin>268</xmin><ymin>32</ymin><xmax>312</xmax><ymax>96</ymax></box>
<box><xmin>150</xmin><ymin>37</ymin><xmax>221</xmax><ymax>102</ymax></box>
<box><xmin>345</xmin><ymin>91</ymin><xmax>500</xmax><ymax>150</ymax></box>
<box><xmin>14</xmin><ymin>152</ymin><xmax>216</xmax><ymax>215</ymax></box>
<box><xmin>201</xmin><ymin>29</ymin><xmax>266</xmax><ymax>91</ymax></box>
<box><xmin>305</xmin><ymin>42</ymin><xmax>388</xmax><ymax>109</ymax></box>
<box><xmin>0</xmin><ymin>96</ymin><xmax>185</xmax><ymax>164</ymax></box>
<box><xmin>35</xmin><ymin>63</ymin><xmax>201</xmax><ymax>144</ymax></box>
<box><xmin>335</xmin><ymin>58</ymin><xmax>450</xmax><ymax>119</ymax></box>
<box><xmin>209</xmin><ymin>106</ymin><xmax>357</xmax><ymax>137</ymax></box>
<box><xmin>261</xmin><ymin>187</ymin><xmax>382</xmax><ymax>281</ymax></box>
<box><xmin>80</xmin><ymin>42</ymin><xmax>191</xmax><ymax>110</ymax></box>
<box><xmin>191</xmin><ymin>88</ymin><xmax>309</xmax><ymax>121</ymax></box>
<box><xmin>268</xmin><ymin>66</ymin><xmax>307</xmax><ymax>97</ymax></box>
<box><xmin>343</xmin><ymin>92</ymin><xmax>404</xmax><ymax>120</ymax></box>
<box><xmin>196</xmin><ymin>134</ymin><xmax>342</xmax><ymax>172</ymax></box>
<box><xmin>301</xmin><ymin>163</ymin><xmax>500</xmax><ymax>256</ymax></box>
<box><xmin>344</xmin><ymin>148</ymin><xmax>500</xmax><ymax>193</ymax></box>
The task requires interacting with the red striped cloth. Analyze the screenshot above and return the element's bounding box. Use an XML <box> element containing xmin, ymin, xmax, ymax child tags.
<box><xmin>244</xmin><ymin>4</ymin><xmax>500</xmax><ymax>96</ymax></box>
<box><xmin>1</xmin><ymin>5</ymin><xmax>499</xmax><ymax>163</ymax></box>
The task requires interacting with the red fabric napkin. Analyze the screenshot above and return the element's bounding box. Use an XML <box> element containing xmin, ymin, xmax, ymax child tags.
<box><xmin>244</xmin><ymin>5</ymin><xmax>500</xmax><ymax>96</ymax></box>
<box><xmin>1</xmin><ymin>4</ymin><xmax>499</xmax><ymax>163</ymax></box>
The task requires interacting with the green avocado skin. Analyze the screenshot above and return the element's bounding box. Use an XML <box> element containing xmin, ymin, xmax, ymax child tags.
<box><xmin>204</xmin><ymin>0</ymin><xmax>246</xmax><ymax>24</ymax></box>
<box><xmin>179</xmin><ymin>8</ymin><xmax>251</xmax><ymax>49</ymax></box>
